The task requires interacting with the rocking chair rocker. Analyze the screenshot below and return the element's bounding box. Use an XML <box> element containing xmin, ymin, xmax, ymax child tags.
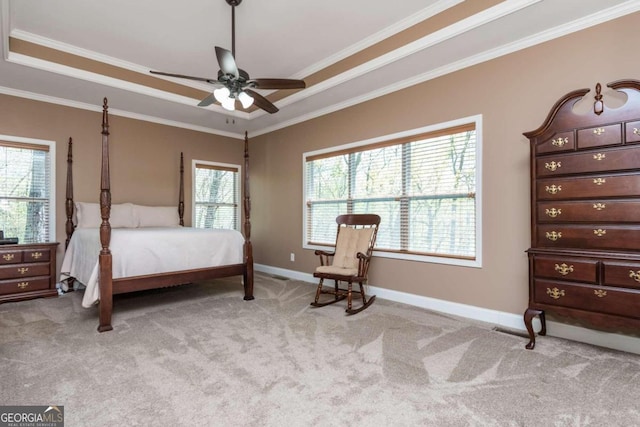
<box><xmin>311</xmin><ymin>214</ymin><xmax>380</xmax><ymax>314</ymax></box>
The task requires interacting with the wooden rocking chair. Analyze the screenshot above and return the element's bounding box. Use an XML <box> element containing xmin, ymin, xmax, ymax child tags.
<box><xmin>311</xmin><ymin>214</ymin><xmax>380</xmax><ymax>314</ymax></box>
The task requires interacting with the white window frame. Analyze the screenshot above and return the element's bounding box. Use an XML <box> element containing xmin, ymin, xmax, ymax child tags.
<box><xmin>0</xmin><ymin>134</ymin><xmax>56</xmax><ymax>243</ymax></box>
<box><xmin>302</xmin><ymin>115</ymin><xmax>482</xmax><ymax>268</ymax></box>
<box><xmin>191</xmin><ymin>159</ymin><xmax>241</xmax><ymax>231</ymax></box>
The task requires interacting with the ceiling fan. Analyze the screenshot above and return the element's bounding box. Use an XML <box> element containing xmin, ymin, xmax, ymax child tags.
<box><xmin>150</xmin><ymin>0</ymin><xmax>305</xmax><ymax>114</ymax></box>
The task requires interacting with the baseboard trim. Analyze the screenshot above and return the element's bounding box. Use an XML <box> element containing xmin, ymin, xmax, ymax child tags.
<box><xmin>255</xmin><ymin>263</ymin><xmax>640</xmax><ymax>354</ymax></box>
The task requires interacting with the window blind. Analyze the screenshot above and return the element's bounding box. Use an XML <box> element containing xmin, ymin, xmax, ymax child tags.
<box><xmin>305</xmin><ymin>125</ymin><xmax>477</xmax><ymax>260</ymax></box>
<box><xmin>0</xmin><ymin>141</ymin><xmax>51</xmax><ymax>243</ymax></box>
<box><xmin>193</xmin><ymin>162</ymin><xmax>239</xmax><ymax>230</ymax></box>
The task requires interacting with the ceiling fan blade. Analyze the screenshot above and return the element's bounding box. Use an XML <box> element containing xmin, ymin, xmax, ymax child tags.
<box><xmin>215</xmin><ymin>46</ymin><xmax>239</xmax><ymax>78</ymax></box>
<box><xmin>150</xmin><ymin>70</ymin><xmax>218</xmax><ymax>84</ymax></box>
<box><xmin>245</xmin><ymin>89</ymin><xmax>279</xmax><ymax>114</ymax></box>
<box><xmin>250</xmin><ymin>79</ymin><xmax>306</xmax><ymax>90</ymax></box>
<box><xmin>197</xmin><ymin>93</ymin><xmax>216</xmax><ymax>107</ymax></box>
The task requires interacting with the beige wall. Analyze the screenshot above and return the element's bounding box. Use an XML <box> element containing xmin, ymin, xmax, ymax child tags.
<box><xmin>251</xmin><ymin>12</ymin><xmax>640</xmax><ymax>316</ymax></box>
<box><xmin>0</xmin><ymin>96</ymin><xmax>243</xmax><ymax>272</ymax></box>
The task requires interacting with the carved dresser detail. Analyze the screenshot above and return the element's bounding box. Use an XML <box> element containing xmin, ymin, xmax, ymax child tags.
<box><xmin>523</xmin><ymin>80</ymin><xmax>640</xmax><ymax>349</ymax></box>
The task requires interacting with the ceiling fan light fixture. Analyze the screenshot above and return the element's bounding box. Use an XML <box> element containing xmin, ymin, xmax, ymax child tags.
<box><xmin>214</xmin><ymin>86</ymin><xmax>231</xmax><ymax>104</ymax></box>
<box><xmin>221</xmin><ymin>96</ymin><xmax>236</xmax><ymax>111</ymax></box>
<box><xmin>238</xmin><ymin>91</ymin><xmax>254</xmax><ymax>109</ymax></box>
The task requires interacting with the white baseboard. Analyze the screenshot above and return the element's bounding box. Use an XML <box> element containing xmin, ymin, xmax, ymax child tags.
<box><xmin>255</xmin><ymin>263</ymin><xmax>640</xmax><ymax>355</ymax></box>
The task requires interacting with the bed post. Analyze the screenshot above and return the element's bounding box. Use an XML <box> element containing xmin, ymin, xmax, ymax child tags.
<box><xmin>65</xmin><ymin>137</ymin><xmax>74</xmax><ymax>249</ymax></box>
<box><xmin>243</xmin><ymin>131</ymin><xmax>255</xmax><ymax>300</ymax></box>
<box><xmin>98</xmin><ymin>98</ymin><xmax>114</xmax><ymax>332</ymax></box>
<box><xmin>179</xmin><ymin>152</ymin><xmax>184</xmax><ymax>226</ymax></box>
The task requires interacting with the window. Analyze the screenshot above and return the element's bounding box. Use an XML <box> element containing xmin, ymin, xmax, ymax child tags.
<box><xmin>192</xmin><ymin>160</ymin><xmax>240</xmax><ymax>230</ymax></box>
<box><xmin>0</xmin><ymin>135</ymin><xmax>56</xmax><ymax>244</ymax></box>
<box><xmin>304</xmin><ymin>116</ymin><xmax>482</xmax><ymax>267</ymax></box>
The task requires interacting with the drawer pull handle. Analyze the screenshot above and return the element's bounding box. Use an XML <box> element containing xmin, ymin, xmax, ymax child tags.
<box><xmin>593</xmin><ymin>153</ymin><xmax>606</xmax><ymax>161</ymax></box>
<box><xmin>551</xmin><ymin>137</ymin><xmax>568</xmax><ymax>147</ymax></box>
<box><xmin>18</xmin><ymin>282</ymin><xmax>29</xmax><ymax>289</ymax></box>
<box><xmin>545</xmin><ymin>185</ymin><xmax>561</xmax><ymax>194</ymax></box>
<box><xmin>634</xmin><ymin>128</ymin><xmax>639</xmax><ymax>136</ymax></box>
<box><xmin>32</xmin><ymin>252</ymin><xmax>42</xmax><ymax>259</ymax></box>
<box><xmin>593</xmin><ymin>229</ymin><xmax>606</xmax><ymax>237</ymax></box>
<box><xmin>2</xmin><ymin>253</ymin><xmax>14</xmax><ymax>261</ymax></box>
<box><xmin>546</xmin><ymin>287</ymin><xmax>565</xmax><ymax>299</ymax></box>
<box><xmin>545</xmin><ymin>231</ymin><xmax>562</xmax><ymax>241</ymax></box>
<box><xmin>17</xmin><ymin>267</ymin><xmax>29</xmax><ymax>274</ymax></box>
<box><xmin>593</xmin><ymin>128</ymin><xmax>605</xmax><ymax>135</ymax></box>
<box><xmin>593</xmin><ymin>203</ymin><xmax>606</xmax><ymax>211</ymax></box>
<box><xmin>554</xmin><ymin>263</ymin><xmax>574</xmax><ymax>276</ymax></box>
<box><xmin>593</xmin><ymin>178</ymin><xmax>606</xmax><ymax>185</ymax></box>
<box><xmin>545</xmin><ymin>161</ymin><xmax>561</xmax><ymax>171</ymax></box>
<box><xmin>593</xmin><ymin>289</ymin><xmax>607</xmax><ymax>298</ymax></box>
<box><xmin>629</xmin><ymin>270</ymin><xmax>640</xmax><ymax>282</ymax></box>
<box><xmin>545</xmin><ymin>208</ymin><xmax>561</xmax><ymax>218</ymax></box>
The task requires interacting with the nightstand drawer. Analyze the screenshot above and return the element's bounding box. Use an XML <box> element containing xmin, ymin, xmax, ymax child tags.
<box><xmin>534</xmin><ymin>279</ymin><xmax>640</xmax><ymax>318</ymax></box>
<box><xmin>0</xmin><ymin>276</ymin><xmax>50</xmax><ymax>296</ymax></box>
<box><xmin>0</xmin><ymin>262</ymin><xmax>50</xmax><ymax>280</ymax></box>
<box><xmin>0</xmin><ymin>250</ymin><xmax>23</xmax><ymax>264</ymax></box>
<box><xmin>533</xmin><ymin>256</ymin><xmax>597</xmax><ymax>283</ymax></box>
<box><xmin>23</xmin><ymin>249</ymin><xmax>50</xmax><ymax>263</ymax></box>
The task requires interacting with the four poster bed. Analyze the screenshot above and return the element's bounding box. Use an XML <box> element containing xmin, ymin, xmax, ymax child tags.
<box><xmin>61</xmin><ymin>98</ymin><xmax>254</xmax><ymax>332</ymax></box>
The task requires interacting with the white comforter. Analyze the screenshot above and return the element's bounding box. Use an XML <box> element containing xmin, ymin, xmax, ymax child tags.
<box><xmin>60</xmin><ymin>227</ymin><xmax>244</xmax><ymax>308</ymax></box>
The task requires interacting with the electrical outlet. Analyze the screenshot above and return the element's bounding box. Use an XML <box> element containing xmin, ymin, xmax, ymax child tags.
<box><xmin>290</xmin><ymin>253</ymin><xmax>295</xmax><ymax>262</ymax></box>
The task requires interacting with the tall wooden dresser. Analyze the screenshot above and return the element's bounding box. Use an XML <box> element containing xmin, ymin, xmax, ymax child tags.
<box><xmin>523</xmin><ymin>80</ymin><xmax>640</xmax><ymax>349</ymax></box>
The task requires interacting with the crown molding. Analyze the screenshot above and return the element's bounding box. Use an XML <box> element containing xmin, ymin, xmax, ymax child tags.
<box><xmin>0</xmin><ymin>85</ymin><xmax>244</xmax><ymax>139</ymax></box>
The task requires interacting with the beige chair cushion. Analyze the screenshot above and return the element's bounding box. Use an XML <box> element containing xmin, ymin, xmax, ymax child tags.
<box><xmin>315</xmin><ymin>226</ymin><xmax>374</xmax><ymax>276</ymax></box>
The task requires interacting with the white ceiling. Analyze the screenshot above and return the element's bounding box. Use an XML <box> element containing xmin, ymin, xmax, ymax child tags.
<box><xmin>1</xmin><ymin>0</ymin><xmax>639</xmax><ymax>139</ymax></box>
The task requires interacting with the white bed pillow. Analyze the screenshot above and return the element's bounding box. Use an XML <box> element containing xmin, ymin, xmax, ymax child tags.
<box><xmin>75</xmin><ymin>202</ymin><xmax>136</xmax><ymax>228</ymax></box>
<box><xmin>133</xmin><ymin>204</ymin><xmax>180</xmax><ymax>227</ymax></box>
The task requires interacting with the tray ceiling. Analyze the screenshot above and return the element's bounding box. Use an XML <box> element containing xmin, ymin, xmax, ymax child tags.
<box><xmin>1</xmin><ymin>0</ymin><xmax>638</xmax><ymax>139</ymax></box>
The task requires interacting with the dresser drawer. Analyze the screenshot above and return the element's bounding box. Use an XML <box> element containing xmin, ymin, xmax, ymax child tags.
<box><xmin>536</xmin><ymin>146</ymin><xmax>640</xmax><ymax>177</ymax></box>
<box><xmin>537</xmin><ymin>200</ymin><xmax>640</xmax><ymax>223</ymax></box>
<box><xmin>0</xmin><ymin>250</ymin><xmax>22</xmax><ymax>265</ymax></box>
<box><xmin>0</xmin><ymin>276</ymin><xmax>50</xmax><ymax>296</ymax></box>
<box><xmin>0</xmin><ymin>262</ymin><xmax>50</xmax><ymax>280</ymax></box>
<box><xmin>577</xmin><ymin>124</ymin><xmax>622</xmax><ymax>149</ymax></box>
<box><xmin>537</xmin><ymin>173</ymin><xmax>640</xmax><ymax>200</ymax></box>
<box><xmin>537</xmin><ymin>225</ymin><xmax>640</xmax><ymax>251</ymax></box>
<box><xmin>536</xmin><ymin>131</ymin><xmax>575</xmax><ymax>154</ymax></box>
<box><xmin>533</xmin><ymin>255</ymin><xmax>597</xmax><ymax>283</ymax></box>
<box><xmin>625</xmin><ymin>120</ymin><xmax>640</xmax><ymax>143</ymax></box>
<box><xmin>603</xmin><ymin>261</ymin><xmax>640</xmax><ymax>290</ymax></box>
<box><xmin>534</xmin><ymin>279</ymin><xmax>640</xmax><ymax>319</ymax></box>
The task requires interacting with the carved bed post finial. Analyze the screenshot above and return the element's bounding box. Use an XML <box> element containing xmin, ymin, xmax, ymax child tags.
<box><xmin>594</xmin><ymin>83</ymin><xmax>604</xmax><ymax>115</ymax></box>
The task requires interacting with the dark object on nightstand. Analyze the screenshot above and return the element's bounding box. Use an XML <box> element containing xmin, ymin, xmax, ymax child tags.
<box><xmin>0</xmin><ymin>230</ymin><xmax>19</xmax><ymax>245</ymax></box>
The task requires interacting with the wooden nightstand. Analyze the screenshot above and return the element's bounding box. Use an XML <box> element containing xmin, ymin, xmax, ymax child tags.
<box><xmin>0</xmin><ymin>242</ymin><xmax>59</xmax><ymax>303</ymax></box>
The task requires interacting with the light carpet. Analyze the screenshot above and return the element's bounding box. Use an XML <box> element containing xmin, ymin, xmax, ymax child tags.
<box><xmin>1</xmin><ymin>273</ymin><xmax>639</xmax><ymax>426</ymax></box>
